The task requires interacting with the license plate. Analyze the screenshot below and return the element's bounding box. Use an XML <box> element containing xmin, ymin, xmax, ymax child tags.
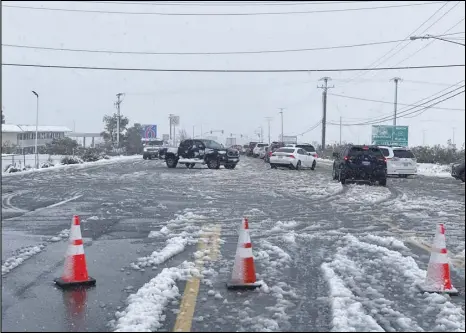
<box><xmin>278</xmin><ymin>156</ymin><xmax>283</xmax><ymax>159</ymax></box>
<box><xmin>362</xmin><ymin>161</ymin><xmax>370</xmax><ymax>166</ymax></box>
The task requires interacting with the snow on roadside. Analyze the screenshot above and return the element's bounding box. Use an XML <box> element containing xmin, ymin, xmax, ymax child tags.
<box><xmin>362</xmin><ymin>234</ymin><xmax>410</xmax><ymax>252</ymax></box>
<box><xmin>2</xmin><ymin>244</ymin><xmax>46</xmax><ymax>276</ymax></box>
<box><xmin>131</xmin><ymin>236</ymin><xmax>189</xmax><ymax>270</ymax></box>
<box><xmin>113</xmin><ymin>262</ymin><xmax>199</xmax><ymax>332</ymax></box>
<box><xmin>2</xmin><ymin>155</ymin><xmax>141</xmax><ymax>177</ymax></box>
<box><xmin>343</xmin><ymin>184</ymin><xmax>391</xmax><ymax>204</ymax></box>
<box><xmin>256</xmin><ymin>240</ymin><xmax>292</xmax><ymax>270</ymax></box>
<box><xmin>49</xmin><ymin>229</ymin><xmax>70</xmax><ymax>242</ymax></box>
<box><xmin>323</xmin><ymin>234</ymin><xmax>465</xmax><ymax>332</ymax></box>
<box><xmin>321</xmin><ymin>263</ymin><xmax>384</xmax><ymax>332</ymax></box>
<box><xmin>416</xmin><ymin>163</ymin><xmax>452</xmax><ymax>178</ymax></box>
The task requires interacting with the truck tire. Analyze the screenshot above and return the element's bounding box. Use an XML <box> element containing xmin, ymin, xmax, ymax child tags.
<box><xmin>207</xmin><ymin>158</ymin><xmax>220</xmax><ymax>169</ymax></box>
<box><xmin>166</xmin><ymin>155</ymin><xmax>178</xmax><ymax>168</ymax></box>
<box><xmin>225</xmin><ymin>163</ymin><xmax>236</xmax><ymax>170</ymax></box>
<box><xmin>379</xmin><ymin>178</ymin><xmax>387</xmax><ymax>186</ymax></box>
<box><xmin>310</xmin><ymin>161</ymin><xmax>316</xmax><ymax>170</ymax></box>
<box><xmin>339</xmin><ymin>171</ymin><xmax>347</xmax><ymax>185</ymax></box>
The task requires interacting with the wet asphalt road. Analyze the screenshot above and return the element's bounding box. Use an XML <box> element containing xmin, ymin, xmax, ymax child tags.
<box><xmin>2</xmin><ymin>156</ymin><xmax>465</xmax><ymax>332</ymax></box>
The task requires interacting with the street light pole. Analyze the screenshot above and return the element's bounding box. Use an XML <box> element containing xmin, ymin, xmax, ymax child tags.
<box><xmin>279</xmin><ymin>108</ymin><xmax>285</xmax><ymax>142</ymax></box>
<box><xmin>410</xmin><ymin>35</ymin><xmax>465</xmax><ymax>46</ymax></box>
<box><xmin>32</xmin><ymin>91</ymin><xmax>39</xmax><ymax>169</ymax></box>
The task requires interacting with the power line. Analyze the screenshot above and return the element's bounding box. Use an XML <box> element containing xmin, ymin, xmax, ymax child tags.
<box><xmin>333</xmin><ymin>81</ymin><xmax>465</xmax><ymax>123</ymax></box>
<box><xmin>1</xmin><ymin>38</ymin><xmax>413</xmax><ymax>56</ymax></box>
<box><xmin>332</xmin><ymin>86</ymin><xmax>465</xmax><ymax>126</ymax></box>
<box><xmin>2</xmin><ymin>2</ymin><xmax>447</xmax><ymax>16</ymax></box>
<box><xmin>2</xmin><ymin>63</ymin><xmax>463</xmax><ymax>72</ymax></box>
<box><xmin>78</xmin><ymin>1</ymin><xmax>376</xmax><ymax>6</ymax></box>
<box><xmin>391</xmin><ymin>17</ymin><xmax>466</xmax><ymax>68</ymax></box>
<box><xmin>340</xmin><ymin>2</ymin><xmax>452</xmax><ymax>85</ymax></box>
<box><xmin>329</xmin><ymin>92</ymin><xmax>465</xmax><ymax>111</ymax></box>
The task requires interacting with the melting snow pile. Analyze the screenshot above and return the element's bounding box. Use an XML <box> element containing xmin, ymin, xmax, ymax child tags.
<box><xmin>322</xmin><ymin>234</ymin><xmax>465</xmax><ymax>332</ymax></box>
<box><xmin>2</xmin><ymin>244</ymin><xmax>46</xmax><ymax>275</ymax></box>
<box><xmin>416</xmin><ymin>163</ymin><xmax>452</xmax><ymax>178</ymax></box>
<box><xmin>113</xmin><ymin>262</ymin><xmax>199</xmax><ymax>332</ymax></box>
<box><xmin>131</xmin><ymin>236</ymin><xmax>189</xmax><ymax>270</ymax></box>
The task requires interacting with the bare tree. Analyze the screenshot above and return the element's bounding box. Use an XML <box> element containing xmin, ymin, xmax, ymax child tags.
<box><xmin>178</xmin><ymin>129</ymin><xmax>188</xmax><ymax>142</ymax></box>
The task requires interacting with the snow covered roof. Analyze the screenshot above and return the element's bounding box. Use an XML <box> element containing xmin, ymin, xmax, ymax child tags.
<box><xmin>2</xmin><ymin>125</ymin><xmax>72</xmax><ymax>133</ymax></box>
<box><xmin>1</xmin><ymin>124</ymin><xmax>23</xmax><ymax>132</ymax></box>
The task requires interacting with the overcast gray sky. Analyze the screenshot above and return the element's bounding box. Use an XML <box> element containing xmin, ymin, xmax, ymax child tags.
<box><xmin>2</xmin><ymin>1</ymin><xmax>465</xmax><ymax>146</ymax></box>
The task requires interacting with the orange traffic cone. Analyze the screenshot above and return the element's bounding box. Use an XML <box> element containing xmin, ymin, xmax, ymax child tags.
<box><xmin>54</xmin><ymin>215</ymin><xmax>96</xmax><ymax>289</ymax></box>
<box><xmin>227</xmin><ymin>218</ymin><xmax>261</xmax><ymax>290</ymax></box>
<box><xmin>418</xmin><ymin>223</ymin><xmax>458</xmax><ymax>295</ymax></box>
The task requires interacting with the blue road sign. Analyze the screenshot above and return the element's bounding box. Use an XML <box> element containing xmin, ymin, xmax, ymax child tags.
<box><xmin>141</xmin><ymin>125</ymin><xmax>157</xmax><ymax>140</ymax></box>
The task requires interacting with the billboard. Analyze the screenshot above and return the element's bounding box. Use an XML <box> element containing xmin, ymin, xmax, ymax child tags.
<box><xmin>371</xmin><ymin>125</ymin><xmax>408</xmax><ymax>146</ymax></box>
<box><xmin>280</xmin><ymin>135</ymin><xmax>298</xmax><ymax>144</ymax></box>
<box><xmin>141</xmin><ymin>125</ymin><xmax>158</xmax><ymax>140</ymax></box>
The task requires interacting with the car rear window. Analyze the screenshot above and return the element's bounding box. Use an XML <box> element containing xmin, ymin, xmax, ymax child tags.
<box><xmin>379</xmin><ymin>148</ymin><xmax>390</xmax><ymax>157</ymax></box>
<box><xmin>349</xmin><ymin>147</ymin><xmax>383</xmax><ymax>157</ymax></box>
<box><xmin>257</xmin><ymin>143</ymin><xmax>268</xmax><ymax>147</ymax></box>
<box><xmin>393</xmin><ymin>149</ymin><xmax>415</xmax><ymax>158</ymax></box>
<box><xmin>276</xmin><ymin>148</ymin><xmax>295</xmax><ymax>153</ymax></box>
<box><xmin>296</xmin><ymin>145</ymin><xmax>316</xmax><ymax>152</ymax></box>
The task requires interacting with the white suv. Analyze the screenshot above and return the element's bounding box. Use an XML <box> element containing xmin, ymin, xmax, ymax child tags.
<box><xmin>253</xmin><ymin>143</ymin><xmax>269</xmax><ymax>157</ymax></box>
<box><xmin>378</xmin><ymin>146</ymin><xmax>417</xmax><ymax>177</ymax></box>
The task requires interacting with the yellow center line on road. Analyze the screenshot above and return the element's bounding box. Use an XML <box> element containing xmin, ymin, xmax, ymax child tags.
<box><xmin>173</xmin><ymin>224</ymin><xmax>222</xmax><ymax>332</ymax></box>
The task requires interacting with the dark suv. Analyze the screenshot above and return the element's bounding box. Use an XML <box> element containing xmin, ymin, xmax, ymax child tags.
<box><xmin>165</xmin><ymin>139</ymin><xmax>240</xmax><ymax>169</ymax></box>
<box><xmin>265</xmin><ymin>142</ymin><xmax>285</xmax><ymax>163</ymax></box>
<box><xmin>332</xmin><ymin>145</ymin><xmax>387</xmax><ymax>186</ymax></box>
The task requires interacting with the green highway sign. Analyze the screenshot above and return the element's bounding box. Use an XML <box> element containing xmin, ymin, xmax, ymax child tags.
<box><xmin>371</xmin><ymin>125</ymin><xmax>409</xmax><ymax>146</ymax></box>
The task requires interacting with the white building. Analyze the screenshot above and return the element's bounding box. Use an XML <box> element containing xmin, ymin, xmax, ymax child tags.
<box><xmin>1</xmin><ymin>124</ymin><xmax>72</xmax><ymax>154</ymax></box>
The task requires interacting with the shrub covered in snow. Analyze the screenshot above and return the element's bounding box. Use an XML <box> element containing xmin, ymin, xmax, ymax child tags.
<box><xmin>60</xmin><ymin>156</ymin><xmax>83</xmax><ymax>165</ymax></box>
<box><xmin>40</xmin><ymin>161</ymin><xmax>54</xmax><ymax>168</ymax></box>
<box><xmin>4</xmin><ymin>164</ymin><xmax>20</xmax><ymax>173</ymax></box>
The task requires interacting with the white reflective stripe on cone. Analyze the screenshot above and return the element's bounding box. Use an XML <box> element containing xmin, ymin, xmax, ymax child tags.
<box><xmin>429</xmin><ymin>251</ymin><xmax>449</xmax><ymax>264</ymax></box>
<box><xmin>66</xmin><ymin>244</ymin><xmax>85</xmax><ymax>256</ymax></box>
<box><xmin>69</xmin><ymin>225</ymin><xmax>83</xmax><ymax>241</ymax></box>
<box><xmin>238</xmin><ymin>247</ymin><xmax>253</xmax><ymax>258</ymax></box>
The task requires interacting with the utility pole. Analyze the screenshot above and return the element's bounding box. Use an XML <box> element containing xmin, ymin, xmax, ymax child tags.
<box><xmin>391</xmin><ymin>77</ymin><xmax>402</xmax><ymax>126</ymax></box>
<box><xmin>265</xmin><ymin>117</ymin><xmax>273</xmax><ymax>144</ymax></box>
<box><xmin>115</xmin><ymin>93</ymin><xmax>124</xmax><ymax>147</ymax></box>
<box><xmin>452</xmin><ymin>127</ymin><xmax>456</xmax><ymax>145</ymax></box>
<box><xmin>260</xmin><ymin>126</ymin><xmax>263</xmax><ymax>143</ymax></box>
<box><xmin>192</xmin><ymin>125</ymin><xmax>195</xmax><ymax>139</ymax></box>
<box><xmin>339</xmin><ymin>116</ymin><xmax>342</xmax><ymax>145</ymax></box>
<box><xmin>318</xmin><ymin>77</ymin><xmax>334</xmax><ymax>151</ymax></box>
<box><xmin>169</xmin><ymin>114</ymin><xmax>173</xmax><ymax>143</ymax></box>
<box><xmin>279</xmin><ymin>108</ymin><xmax>285</xmax><ymax>142</ymax></box>
<box><xmin>32</xmin><ymin>91</ymin><xmax>39</xmax><ymax>169</ymax></box>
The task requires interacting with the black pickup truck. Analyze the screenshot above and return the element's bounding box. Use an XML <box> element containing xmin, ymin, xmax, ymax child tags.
<box><xmin>164</xmin><ymin>139</ymin><xmax>240</xmax><ymax>169</ymax></box>
<box><xmin>332</xmin><ymin>145</ymin><xmax>387</xmax><ymax>186</ymax></box>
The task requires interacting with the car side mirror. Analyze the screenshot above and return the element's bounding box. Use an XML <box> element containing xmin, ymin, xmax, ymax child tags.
<box><xmin>333</xmin><ymin>152</ymin><xmax>339</xmax><ymax>158</ymax></box>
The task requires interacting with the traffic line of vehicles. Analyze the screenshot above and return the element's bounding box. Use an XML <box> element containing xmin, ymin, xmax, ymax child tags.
<box><xmin>248</xmin><ymin>141</ymin><xmax>319</xmax><ymax>170</ymax></box>
<box><xmin>142</xmin><ymin>137</ymin><xmax>464</xmax><ymax>183</ymax></box>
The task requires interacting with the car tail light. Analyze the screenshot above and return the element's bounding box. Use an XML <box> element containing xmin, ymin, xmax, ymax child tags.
<box><xmin>289</xmin><ymin>154</ymin><xmax>295</xmax><ymax>159</ymax></box>
<box><xmin>315</xmin><ymin>154</ymin><xmax>318</xmax><ymax>158</ymax></box>
<box><xmin>269</xmin><ymin>151</ymin><xmax>272</xmax><ymax>156</ymax></box>
<box><xmin>344</xmin><ymin>156</ymin><xmax>349</xmax><ymax>161</ymax></box>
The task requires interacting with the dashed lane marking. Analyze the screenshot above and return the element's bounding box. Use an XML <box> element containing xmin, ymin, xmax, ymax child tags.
<box><xmin>173</xmin><ymin>224</ymin><xmax>222</xmax><ymax>332</ymax></box>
